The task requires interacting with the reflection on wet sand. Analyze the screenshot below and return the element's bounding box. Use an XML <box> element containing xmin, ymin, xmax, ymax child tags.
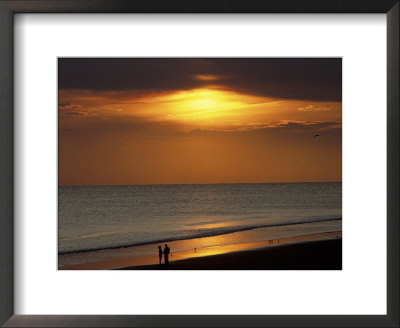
<box><xmin>60</xmin><ymin>230</ymin><xmax>341</xmax><ymax>270</ymax></box>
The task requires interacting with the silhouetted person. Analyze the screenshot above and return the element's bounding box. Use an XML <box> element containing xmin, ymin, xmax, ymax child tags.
<box><xmin>158</xmin><ymin>246</ymin><xmax>163</xmax><ymax>265</ymax></box>
<box><xmin>163</xmin><ymin>244</ymin><xmax>170</xmax><ymax>265</ymax></box>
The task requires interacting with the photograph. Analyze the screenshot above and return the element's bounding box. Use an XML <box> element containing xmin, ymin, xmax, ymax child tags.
<box><xmin>58</xmin><ymin>58</ymin><xmax>342</xmax><ymax>270</ymax></box>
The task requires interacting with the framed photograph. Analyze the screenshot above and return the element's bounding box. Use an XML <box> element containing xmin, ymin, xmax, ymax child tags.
<box><xmin>57</xmin><ymin>57</ymin><xmax>343</xmax><ymax>271</ymax></box>
<box><xmin>0</xmin><ymin>1</ymin><xmax>398</xmax><ymax>327</ymax></box>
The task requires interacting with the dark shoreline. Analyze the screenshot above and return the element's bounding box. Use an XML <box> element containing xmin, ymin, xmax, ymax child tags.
<box><xmin>119</xmin><ymin>238</ymin><xmax>342</xmax><ymax>270</ymax></box>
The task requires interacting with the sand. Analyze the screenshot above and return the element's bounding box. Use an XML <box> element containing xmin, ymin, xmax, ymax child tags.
<box><xmin>119</xmin><ymin>238</ymin><xmax>342</xmax><ymax>270</ymax></box>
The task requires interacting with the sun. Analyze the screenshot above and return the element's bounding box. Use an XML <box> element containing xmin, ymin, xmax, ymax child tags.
<box><xmin>184</xmin><ymin>89</ymin><xmax>228</xmax><ymax>110</ymax></box>
<box><xmin>117</xmin><ymin>87</ymin><xmax>279</xmax><ymax>128</ymax></box>
<box><xmin>165</xmin><ymin>88</ymin><xmax>252</xmax><ymax>124</ymax></box>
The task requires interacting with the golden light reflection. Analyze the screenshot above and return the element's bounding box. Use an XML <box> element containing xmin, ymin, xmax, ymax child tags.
<box><xmin>60</xmin><ymin>231</ymin><xmax>342</xmax><ymax>270</ymax></box>
<box><xmin>181</xmin><ymin>221</ymin><xmax>239</xmax><ymax>231</ymax></box>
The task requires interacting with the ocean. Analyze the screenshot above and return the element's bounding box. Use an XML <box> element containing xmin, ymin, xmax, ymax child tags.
<box><xmin>58</xmin><ymin>182</ymin><xmax>341</xmax><ymax>268</ymax></box>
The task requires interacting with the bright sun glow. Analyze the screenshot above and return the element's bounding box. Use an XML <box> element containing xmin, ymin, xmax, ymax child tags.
<box><xmin>155</xmin><ymin>88</ymin><xmax>271</xmax><ymax>125</ymax></box>
<box><xmin>59</xmin><ymin>87</ymin><xmax>342</xmax><ymax>131</ymax></box>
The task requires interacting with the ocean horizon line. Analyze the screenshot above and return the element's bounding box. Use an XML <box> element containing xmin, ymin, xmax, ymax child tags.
<box><xmin>59</xmin><ymin>181</ymin><xmax>342</xmax><ymax>188</ymax></box>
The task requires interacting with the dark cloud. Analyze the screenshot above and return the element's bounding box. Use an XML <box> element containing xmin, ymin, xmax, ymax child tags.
<box><xmin>60</xmin><ymin>110</ymin><xmax>341</xmax><ymax>141</ymax></box>
<box><xmin>272</xmin><ymin>121</ymin><xmax>341</xmax><ymax>131</ymax></box>
<box><xmin>65</xmin><ymin>111</ymin><xmax>84</xmax><ymax>116</ymax></box>
<box><xmin>185</xmin><ymin>121</ymin><xmax>341</xmax><ymax>137</ymax></box>
<box><xmin>58</xmin><ymin>58</ymin><xmax>341</xmax><ymax>102</ymax></box>
<box><xmin>59</xmin><ymin>102</ymin><xmax>82</xmax><ymax>110</ymax></box>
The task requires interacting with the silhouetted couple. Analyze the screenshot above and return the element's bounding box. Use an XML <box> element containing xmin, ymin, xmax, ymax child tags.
<box><xmin>158</xmin><ymin>244</ymin><xmax>170</xmax><ymax>266</ymax></box>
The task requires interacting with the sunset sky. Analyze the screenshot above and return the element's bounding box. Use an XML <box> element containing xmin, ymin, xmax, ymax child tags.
<box><xmin>58</xmin><ymin>58</ymin><xmax>342</xmax><ymax>186</ymax></box>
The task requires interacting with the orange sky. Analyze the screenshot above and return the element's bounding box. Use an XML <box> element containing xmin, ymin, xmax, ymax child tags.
<box><xmin>58</xmin><ymin>59</ymin><xmax>342</xmax><ymax>186</ymax></box>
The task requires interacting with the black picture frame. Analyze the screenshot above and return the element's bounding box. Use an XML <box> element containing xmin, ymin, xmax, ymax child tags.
<box><xmin>0</xmin><ymin>1</ymin><xmax>398</xmax><ymax>327</ymax></box>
